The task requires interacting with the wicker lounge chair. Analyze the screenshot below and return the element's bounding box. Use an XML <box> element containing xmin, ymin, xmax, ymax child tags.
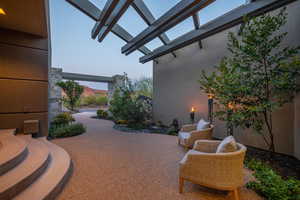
<box><xmin>179</xmin><ymin>139</ymin><xmax>246</xmax><ymax>200</ymax></box>
<box><xmin>178</xmin><ymin>124</ymin><xmax>214</xmax><ymax>149</ymax></box>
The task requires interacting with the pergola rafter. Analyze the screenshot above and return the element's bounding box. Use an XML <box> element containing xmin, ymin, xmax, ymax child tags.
<box><xmin>66</xmin><ymin>0</ymin><xmax>151</xmax><ymax>55</ymax></box>
<box><xmin>65</xmin><ymin>0</ymin><xmax>297</xmax><ymax>64</ymax></box>
<box><xmin>91</xmin><ymin>0</ymin><xmax>134</xmax><ymax>42</ymax></box>
<box><xmin>192</xmin><ymin>13</ymin><xmax>202</xmax><ymax>49</ymax></box>
<box><xmin>131</xmin><ymin>0</ymin><xmax>177</xmax><ymax>58</ymax></box>
<box><xmin>139</xmin><ymin>0</ymin><xmax>297</xmax><ymax>63</ymax></box>
<box><xmin>121</xmin><ymin>0</ymin><xmax>215</xmax><ymax>56</ymax></box>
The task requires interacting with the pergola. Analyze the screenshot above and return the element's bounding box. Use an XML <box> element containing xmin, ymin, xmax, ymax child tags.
<box><xmin>66</xmin><ymin>0</ymin><xmax>295</xmax><ymax>64</ymax></box>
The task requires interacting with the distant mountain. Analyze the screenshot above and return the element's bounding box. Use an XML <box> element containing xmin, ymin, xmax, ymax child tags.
<box><xmin>82</xmin><ymin>86</ymin><xmax>107</xmax><ymax>97</ymax></box>
<box><xmin>62</xmin><ymin>86</ymin><xmax>107</xmax><ymax>97</ymax></box>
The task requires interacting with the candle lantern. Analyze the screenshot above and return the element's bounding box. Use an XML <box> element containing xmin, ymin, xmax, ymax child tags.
<box><xmin>207</xmin><ymin>93</ymin><xmax>214</xmax><ymax>124</ymax></box>
<box><xmin>190</xmin><ymin>107</ymin><xmax>195</xmax><ymax>124</ymax></box>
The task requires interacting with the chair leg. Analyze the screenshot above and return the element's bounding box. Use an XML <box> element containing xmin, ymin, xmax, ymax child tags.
<box><xmin>179</xmin><ymin>177</ymin><xmax>184</xmax><ymax>193</ymax></box>
<box><xmin>231</xmin><ymin>188</ymin><xmax>240</xmax><ymax>200</ymax></box>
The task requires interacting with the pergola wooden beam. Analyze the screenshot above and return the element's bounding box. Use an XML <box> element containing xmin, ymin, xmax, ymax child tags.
<box><xmin>122</xmin><ymin>0</ymin><xmax>215</xmax><ymax>55</ymax></box>
<box><xmin>91</xmin><ymin>0</ymin><xmax>134</xmax><ymax>42</ymax></box>
<box><xmin>192</xmin><ymin>13</ymin><xmax>202</xmax><ymax>49</ymax></box>
<box><xmin>66</xmin><ymin>0</ymin><xmax>151</xmax><ymax>55</ymax></box>
<box><xmin>139</xmin><ymin>0</ymin><xmax>296</xmax><ymax>63</ymax></box>
<box><xmin>62</xmin><ymin>72</ymin><xmax>114</xmax><ymax>83</ymax></box>
<box><xmin>131</xmin><ymin>0</ymin><xmax>176</xmax><ymax>58</ymax></box>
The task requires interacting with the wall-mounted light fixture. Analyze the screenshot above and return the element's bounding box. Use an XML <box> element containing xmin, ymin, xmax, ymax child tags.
<box><xmin>0</xmin><ymin>8</ymin><xmax>6</xmax><ymax>15</ymax></box>
<box><xmin>207</xmin><ymin>93</ymin><xmax>214</xmax><ymax>124</ymax></box>
<box><xmin>190</xmin><ymin>107</ymin><xmax>195</xmax><ymax>124</ymax></box>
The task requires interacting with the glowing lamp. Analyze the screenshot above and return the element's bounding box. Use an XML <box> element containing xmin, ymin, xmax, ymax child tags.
<box><xmin>191</xmin><ymin>107</ymin><xmax>195</xmax><ymax>112</ymax></box>
<box><xmin>190</xmin><ymin>107</ymin><xmax>195</xmax><ymax>123</ymax></box>
<box><xmin>208</xmin><ymin>93</ymin><xmax>214</xmax><ymax>99</ymax></box>
<box><xmin>0</xmin><ymin>8</ymin><xmax>6</xmax><ymax>15</ymax></box>
<box><xmin>228</xmin><ymin>102</ymin><xmax>235</xmax><ymax>110</ymax></box>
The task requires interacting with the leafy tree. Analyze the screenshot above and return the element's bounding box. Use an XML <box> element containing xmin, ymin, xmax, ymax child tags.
<box><xmin>133</xmin><ymin>77</ymin><xmax>153</xmax><ymax>98</ymax></box>
<box><xmin>199</xmin><ymin>8</ymin><xmax>300</xmax><ymax>152</ymax></box>
<box><xmin>57</xmin><ymin>80</ymin><xmax>84</xmax><ymax>112</ymax></box>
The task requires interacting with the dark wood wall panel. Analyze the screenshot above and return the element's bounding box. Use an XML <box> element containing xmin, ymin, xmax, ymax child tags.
<box><xmin>0</xmin><ymin>112</ymin><xmax>48</xmax><ymax>136</ymax></box>
<box><xmin>0</xmin><ymin>79</ymin><xmax>48</xmax><ymax>113</ymax></box>
<box><xmin>0</xmin><ymin>28</ymin><xmax>48</xmax><ymax>50</ymax></box>
<box><xmin>0</xmin><ymin>28</ymin><xmax>49</xmax><ymax>137</ymax></box>
<box><xmin>0</xmin><ymin>43</ymin><xmax>48</xmax><ymax>81</ymax></box>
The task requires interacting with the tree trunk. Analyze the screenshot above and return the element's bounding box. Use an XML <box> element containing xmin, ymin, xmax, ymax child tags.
<box><xmin>263</xmin><ymin>110</ymin><xmax>275</xmax><ymax>152</ymax></box>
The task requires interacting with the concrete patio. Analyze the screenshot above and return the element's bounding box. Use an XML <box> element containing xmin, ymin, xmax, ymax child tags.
<box><xmin>53</xmin><ymin>112</ymin><xmax>261</xmax><ymax>200</ymax></box>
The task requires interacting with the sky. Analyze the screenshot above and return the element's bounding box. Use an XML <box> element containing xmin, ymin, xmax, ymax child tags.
<box><xmin>49</xmin><ymin>0</ymin><xmax>245</xmax><ymax>89</ymax></box>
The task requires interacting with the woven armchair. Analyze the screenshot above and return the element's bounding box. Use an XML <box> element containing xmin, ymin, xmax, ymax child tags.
<box><xmin>178</xmin><ymin>124</ymin><xmax>213</xmax><ymax>149</ymax></box>
<box><xmin>179</xmin><ymin>140</ymin><xmax>246</xmax><ymax>200</ymax></box>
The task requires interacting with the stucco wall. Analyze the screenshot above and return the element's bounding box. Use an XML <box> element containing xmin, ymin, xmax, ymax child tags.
<box><xmin>153</xmin><ymin>1</ymin><xmax>300</xmax><ymax>158</ymax></box>
<box><xmin>0</xmin><ymin>28</ymin><xmax>49</xmax><ymax>136</ymax></box>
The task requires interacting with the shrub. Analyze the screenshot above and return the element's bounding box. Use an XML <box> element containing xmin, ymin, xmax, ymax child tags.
<box><xmin>95</xmin><ymin>96</ymin><xmax>108</xmax><ymax>106</ymax></box>
<box><xmin>80</xmin><ymin>95</ymin><xmax>108</xmax><ymax>107</ymax></box>
<box><xmin>97</xmin><ymin>109</ymin><xmax>109</xmax><ymax>119</ymax></box>
<box><xmin>109</xmin><ymin>74</ymin><xmax>152</xmax><ymax>125</ymax></box>
<box><xmin>115</xmin><ymin>120</ymin><xmax>128</xmax><ymax>125</ymax></box>
<box><xmin>49</xmin><ymin>123</ymin><xmax>86</xmax><ymax>138</ymax></box>
<box><xmin>245</xmin><ymin>159</ymin><xmax>300</xmax><ymax>200</ymax></box>
<box><xmin>51</xmin><ymin>112</ymin><xmax>75</xmax><ymax>127</ymax></box>
<box><xmin>80</xmin><ymin>95</ymin><xmax>97</xmax><ymax>106</ymax></box>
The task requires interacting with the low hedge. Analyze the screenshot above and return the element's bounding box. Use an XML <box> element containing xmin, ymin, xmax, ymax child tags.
<box><xmin>49</xmin><ymin>123</ymin><xmax>86</xmax><ymax>138</ymax></box>
<box><xmin>245</xmin><ymin>159</ymin><xmax>300</xmax><ymax>200</ymax></box>
<box><xmin>96</xmin><ymin>109</ymin><xmax>109</xmax><ymax>119</ymax></box>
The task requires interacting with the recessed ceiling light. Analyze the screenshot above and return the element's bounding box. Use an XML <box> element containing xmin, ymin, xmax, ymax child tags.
<box><xmin>0</xmin><ymin>8</ymin><xmax>6</xmax><ymax>15</ymax></box>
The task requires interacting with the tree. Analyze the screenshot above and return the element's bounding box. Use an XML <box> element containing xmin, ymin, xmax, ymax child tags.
<box><xmin>57</xmin><ymin>80</ymin><xmax>84</xmax><ymax>112</ymax></box>
<box><xmin>133</xmin><ymin>77</ymin><xmax>153</xmax><ymax>98</ymax></box>
<box><xmin>199</xmin><ymin>8</ymin><xmax>300</xmax><ymax>152</ymax></box>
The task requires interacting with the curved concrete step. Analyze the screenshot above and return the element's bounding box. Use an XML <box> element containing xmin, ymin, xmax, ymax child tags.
<box><xmin>0</xmin><ymin>129</ymin><xmax>28</xmax><ymax>175</ymax></box>
<box><xmin>13</xmin><ymin>138</ymin><xmax>72</xmax><ymax>200</ymax></box>
<box><xmin>0</xmin><ymin>137</ymin><xmax>50</xmax><ymax>200</ymax></box>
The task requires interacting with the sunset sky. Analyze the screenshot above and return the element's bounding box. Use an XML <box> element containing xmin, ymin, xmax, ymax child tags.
<box><xmin>50</xmin><ymin>0</ymin><xmax>245</xmax><ymax>89</ymax></box>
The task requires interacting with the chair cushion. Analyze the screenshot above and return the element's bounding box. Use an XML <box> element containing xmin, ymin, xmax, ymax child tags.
<box><xmin>196</xmin><ymin>119</ymin><xmax>210</xmax><ymax>131</ymax></box>
<box><xmin>178</xmin><ymin>132</ymin><xmax>191</xmax><ymax>146</ymax></box>
<box><xmin>216</xmin><ymin>136</ymin><xmax>238</xmax><ymax>153</ymax></box>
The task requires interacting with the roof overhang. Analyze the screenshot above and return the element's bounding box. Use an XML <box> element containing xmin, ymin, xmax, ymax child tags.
<box><xmin>0</xmin><ymin>0</ymin><xmax>48</xmax><ymax>37</ymax></box>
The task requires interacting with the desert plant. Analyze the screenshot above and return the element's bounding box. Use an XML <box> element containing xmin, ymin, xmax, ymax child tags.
<box><xmin>199</xmin><ymin>8</ymin><xmax>300</xmax><ymax>151</ymax></box>
<box><xmin>245</xmin><ymin>159</ymin><xmax>300</xmax><ymax>200</ymax></box>
<box><xmin>133</xmin><ymin>77</ymin><xmax>153</xmax><ymax>98</ymax></box>
<box><xmin>51</xmin><ymin>112</ymin><xmax>75</xmax><ymax>127</ymax></box>
<box><xmin>109</xmin><ymin>74</ymin><xmax>152</xmax><ymax>126</ymax></box>
<box><xmin>57</xmin><ymin>80</ymin><xmax>84</xmax><ymax>111</ymax></box>
<box><xmin>96</xmin><ymin>109</ymin><xmax>108</xmax><ymax>119</ymax></box>
<box><xmin>80</xmin><ymin>95</ymin><xmax>97</xmax><ymax>106</ymax></box>
<box><xmin>80</xmin><ymin>95</ymin><xmax>108</xmax><ymax>107</ymax></box>
<box><xmin>95</xmin><ymin>95</ymin><xmax>108</xmax><ymax>106</ymax></box>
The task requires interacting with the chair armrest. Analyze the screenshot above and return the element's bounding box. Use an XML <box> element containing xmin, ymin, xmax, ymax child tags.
<box><xmin>193</xmin><ymin>140</ymin><xmax>220</xmax><ymax>153</ymax></box>
<box><xmin>180</xmin><ymin>124</ymin><xmax>196</xmax><ymax>132</ymax></box>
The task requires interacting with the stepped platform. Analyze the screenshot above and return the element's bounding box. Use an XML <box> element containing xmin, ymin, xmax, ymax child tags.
<box><xmin>0</xmin><ymin>130</ymin><xmax>72</xmax><ymax>200</ymax></box>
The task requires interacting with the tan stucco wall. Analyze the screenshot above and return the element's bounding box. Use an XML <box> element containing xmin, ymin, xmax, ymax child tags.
<box><xmin>0</xmin><ymin>28</ymin><xmax>49</xmax><ymax>136</ymax></box>
<box><xmin>153</xmin><ymin>1</ymin><xmax>300</xmax><ymax>158</ymax></box>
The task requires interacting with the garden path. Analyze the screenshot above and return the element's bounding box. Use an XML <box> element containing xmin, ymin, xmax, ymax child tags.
<box><xmin>53</xmin><ymin>112</ymin><xmax>261</xmax><ymax>200</ymax></box>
